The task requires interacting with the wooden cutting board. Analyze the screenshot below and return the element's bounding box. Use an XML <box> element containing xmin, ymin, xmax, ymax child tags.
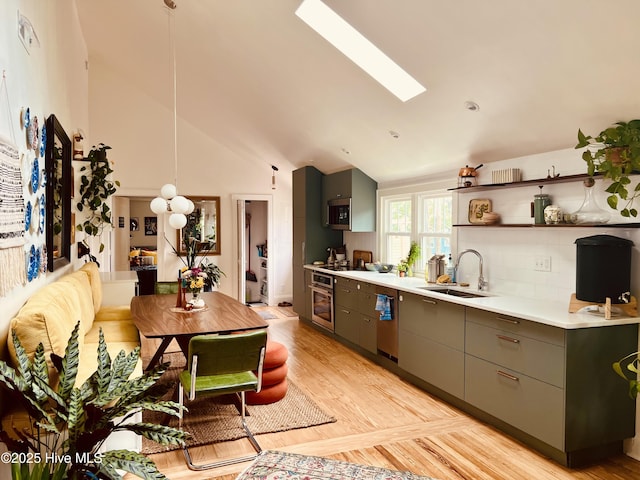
<box><xmin>353</xmin><ymin>250</ymin><xmax>373</xmax><ymax>269</ymax></box>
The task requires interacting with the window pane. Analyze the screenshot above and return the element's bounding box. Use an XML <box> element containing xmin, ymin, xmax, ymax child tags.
<box><xmin>421</xmin><ymin>236</ymin><xmax>451</xmax><ymax>264</ymax></box>
<box><xmin>422</xmin><ymin>196</ymin><xmax>452</xmax><ymax>234</ymax></box>
<box><xmin>387</xmin><ymin>235</ymin><xmax>411</xmax><ymax>265</ymax></box>
<box><xmin>388</xmin><ymin>199</ymin><xmax>411</xmax><ymax>233</ymax></box>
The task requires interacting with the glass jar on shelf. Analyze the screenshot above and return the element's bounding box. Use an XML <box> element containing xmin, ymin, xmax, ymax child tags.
<box><xmin>573</xmin><ymin>177</ymin><xmax>610</xmax><ymax>224</ymax></box>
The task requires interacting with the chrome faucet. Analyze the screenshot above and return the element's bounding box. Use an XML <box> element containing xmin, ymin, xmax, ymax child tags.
<box><xmin>455</xmin><ymin>249</ymin><xmax>487</xmax><ymax>290</ymax></box>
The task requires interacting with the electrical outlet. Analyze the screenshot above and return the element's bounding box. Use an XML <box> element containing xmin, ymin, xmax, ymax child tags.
<box><xmin>534</xmin><ymin>255</ymin><xmax>551</xmax><ymax>272</ymax></box>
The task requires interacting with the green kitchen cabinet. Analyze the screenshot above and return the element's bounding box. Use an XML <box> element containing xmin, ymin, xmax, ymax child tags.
<box><xmin>398</xmin><ymin>292</ymin><xmax>465</xmax><ymax>398</ymax></box>
<box><xmin>292</xmin><ymin>166</ymin><xmax>342</xmax><ymax>320</ymax></box>
<box><xmin>464</xmin><ymin>307</ymin><xmax>638</xmax><ymax>466</ymax></box>
<box><xmin>322</xmin><ymin>168</ymin><xmax>377</xmax><ymax>232</ymax></box>
<box><xmin>334</xmin><ymin>278</ymin><xmax>377</xmax><ymax>353</ymax></box>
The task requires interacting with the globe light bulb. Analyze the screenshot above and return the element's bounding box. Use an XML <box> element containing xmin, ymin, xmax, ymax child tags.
<box><xmin>169</xmin><ymin>213</ymin><xmax>187</xmax><ymax>229</ymax></box>
<box><xmin>160</xmin><ymin>183</ymin><xmax>177</xmax><ymax>200</ymax></box>
<box><xmin>186</xmin><ymin>199</ymin><xmax>195</xmax><ymax>215</ymax></box>
<box><xmin>170</xmin><ymin>195</ymin><xmax>189</xmax><ymax>214</ymax></box>
<box><xmin>150</xmin><ymin>197</ymin><xmax>168</xmax><ymax>214</ymax></box>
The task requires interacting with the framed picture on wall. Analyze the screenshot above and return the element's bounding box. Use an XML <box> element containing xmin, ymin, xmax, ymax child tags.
<box><xmin>130</xmin><ymin>217</ymin><xmax>139</xmax><ymax>231</ymax></box>
<box><xmin>144</xmin><ymin>216</ymin><xmax>157</xmax><ymax>236</ymax></box>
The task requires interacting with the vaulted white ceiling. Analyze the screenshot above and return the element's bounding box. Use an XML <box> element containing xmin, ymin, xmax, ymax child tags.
<box><xmin>75</xmin><ymin>0</ymin><xmax>640</xmax><ymax>185</ymax></box>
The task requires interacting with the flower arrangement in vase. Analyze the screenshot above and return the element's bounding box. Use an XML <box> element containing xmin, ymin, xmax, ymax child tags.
<box><xmin>181</xmin><ymin>266</ymin><xmax>207</xmax><ymax>309</ymax></box>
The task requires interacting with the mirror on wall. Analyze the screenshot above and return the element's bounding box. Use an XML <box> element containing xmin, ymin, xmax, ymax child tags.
<box><xmin>45</xmin><ymin>114</ymin><xmax>72</xmax><ymax>271</ymax></box>
<box><xmin>176</xmin><ymin>196</ymin><xmax>221</xmax><ymax>256</ymax></box>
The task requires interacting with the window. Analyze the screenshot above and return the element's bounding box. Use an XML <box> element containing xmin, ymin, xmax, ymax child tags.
<box><xmin>380</xmin><ymin>191</ymin><xmax>452</xmax><ymax>273</ymax></box>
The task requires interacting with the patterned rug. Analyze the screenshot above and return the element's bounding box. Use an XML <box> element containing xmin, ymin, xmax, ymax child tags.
<box><xmin>142</xmin><ymin>359</ymin><xmax>336</xmax><ymax>454</ymax></box>
<box><xmin>236</xmin><ymin>451</ymin><xmax>438</xmax><ymax>480</ymax></box>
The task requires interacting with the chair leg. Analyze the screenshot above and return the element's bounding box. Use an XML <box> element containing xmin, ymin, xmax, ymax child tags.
<box><xmin>182</xmin><ymin>391</ymin><xmax>263</xmax><ymax>471</ymax></box>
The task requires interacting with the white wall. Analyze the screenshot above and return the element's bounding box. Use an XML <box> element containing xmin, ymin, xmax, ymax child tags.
<box><xmin>0</xmin><ymin>0</ymin><xmax>89</xmax><ymax>353</ymax></box>
<box><xmin>85</xmin><ymin>56</ymin><xmax>295</xmax><ymax>305</ymax></box>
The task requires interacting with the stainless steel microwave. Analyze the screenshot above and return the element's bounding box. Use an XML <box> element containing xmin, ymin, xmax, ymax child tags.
<box><xmin>327</xmin><ymin>198</ymin><xmax>351</xmax><ymax>230</ymax></box>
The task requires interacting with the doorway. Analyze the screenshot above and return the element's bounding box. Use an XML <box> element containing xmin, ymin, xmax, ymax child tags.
<box><xmin>234</xmin><ymin>195</ymin><xmax>272</xmax><ymax>306</ymax></box>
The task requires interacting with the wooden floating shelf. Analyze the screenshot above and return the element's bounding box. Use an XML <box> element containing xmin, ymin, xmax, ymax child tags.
<box><xmin>454</xmin><ymin>223</ymin><xmax>640</xmax><ymax>228</ymax></box>
<box><xmin>448</xmin><ymin>173</ymin><xmax>594</xmax><ymax>192</ymax></box>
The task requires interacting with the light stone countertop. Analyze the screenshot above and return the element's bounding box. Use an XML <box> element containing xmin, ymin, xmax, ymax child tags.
<box><xmin>305</xmin><ymin>265</ymin><xmax>640</xmax><ymax>330</ymax></box>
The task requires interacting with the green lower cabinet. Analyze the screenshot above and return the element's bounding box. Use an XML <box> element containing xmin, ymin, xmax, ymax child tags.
<box><xmin>398</xmin><ymin>292</ymin><xmax>465</xmax><ymax>398</ymax></box>
<box><xmin>334</xmin><ymin>279</ymin><xmax>377</xmax><ymax>354</ymax></box>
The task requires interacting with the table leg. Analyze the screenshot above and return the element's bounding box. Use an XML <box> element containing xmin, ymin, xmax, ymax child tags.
<box><xmin>145</xmin><ymin>336</ymin><xmax>175</xmax><ymax>371</ymax></box>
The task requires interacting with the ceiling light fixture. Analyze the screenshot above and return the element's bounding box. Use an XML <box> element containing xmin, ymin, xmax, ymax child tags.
<box><xmin>295</xmin><ymin>0</ymin><xmax>426</xmax><ymax>102</ymax></box>
<box><xmin>150</xmin><ymin>1</ymin><xmax>194</xmax><ymax>229</ymax></box>
<box><xmin>464</xmin><ymin>101</ymin><xmax>480</xmax><ymax>112</ymax></box>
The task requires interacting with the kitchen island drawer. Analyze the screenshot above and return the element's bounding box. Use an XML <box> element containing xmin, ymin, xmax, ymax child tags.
<box><xmin>465</xmin><ymin>355</ymin><xmax>564</xmax><ymax>450</ymax></box>
<box><xmin>466</xmin><ymin>307</ymin><xmax>565</xmax><ymax>347</ymax></box>
<box><xmin>466</xmin><ymin>320</ymin><xmax>565</xmax><ymax>387</ymax></box>
<box><xmin>399</xmin><ymin>332</ymin><xmax>464</xmax><ymax>398</ymax></box>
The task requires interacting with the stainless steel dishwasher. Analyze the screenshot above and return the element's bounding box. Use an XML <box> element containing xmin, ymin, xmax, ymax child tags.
<box><xmin>375</xmin><ymin>285</ymin><xmax>398</xmax><ymax>361</ymax></box>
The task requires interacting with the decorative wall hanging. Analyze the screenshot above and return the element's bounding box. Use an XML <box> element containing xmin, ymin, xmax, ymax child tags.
<box><xmin>0</xmin><ymin>72</ymin><xmax>27</xmax><ymax>295</ymax></box>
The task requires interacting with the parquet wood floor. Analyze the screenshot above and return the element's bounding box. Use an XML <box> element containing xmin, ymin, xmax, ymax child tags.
<box><xmin>135</xmin><ymin>307</ymin><xmax>640</xmax><ymax>480</ymax></box>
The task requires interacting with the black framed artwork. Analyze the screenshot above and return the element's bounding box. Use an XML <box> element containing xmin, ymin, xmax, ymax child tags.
<box><xmin>144</xmin><ymin>216</ymin><xmax>157</xmax><ymax>236</ymax></box>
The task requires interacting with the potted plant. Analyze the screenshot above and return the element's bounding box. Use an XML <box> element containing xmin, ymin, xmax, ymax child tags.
<box><xmin>76</xmin><ymin>144</ymin><xmax>120</xmax><ymax>264</ymax></box>
<box><xmin>0</xmin><ymin>322</ymin><xmax>188</xmax><ymax>480</ymax></box>
<box><xmin>396</xmin><ymin>261</ymin><xmax>408</xmax><ymax>277</ymax></box>
<box><xmin>575</xmin><ymin>120</ymin><xmax>640</xmax><ymax>217</ymax></box>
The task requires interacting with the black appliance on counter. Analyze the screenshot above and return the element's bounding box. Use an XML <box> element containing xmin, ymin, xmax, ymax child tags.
<box><xmin>575</xmin><ymin>234</ymin><xmax>633</xmax><ymax>304</ymax></box>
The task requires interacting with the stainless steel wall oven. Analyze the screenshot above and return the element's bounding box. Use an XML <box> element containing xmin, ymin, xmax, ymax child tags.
<box><xmin>309</xmin><ymin>271</ymin><xmax>334</xmax><ymax>331</ymax></box>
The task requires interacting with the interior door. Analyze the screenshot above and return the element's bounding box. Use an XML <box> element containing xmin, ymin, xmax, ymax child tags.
<box><xmin>112</xmin><ymin>196</ymin><xmax>130</xmax><ymax>271</ymax></box>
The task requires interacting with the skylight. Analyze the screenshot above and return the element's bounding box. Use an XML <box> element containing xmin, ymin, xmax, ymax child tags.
<box><xmin>295</xmin><ymin>0</ymin><xmax>426</xmax><ymax>102</ymax></box>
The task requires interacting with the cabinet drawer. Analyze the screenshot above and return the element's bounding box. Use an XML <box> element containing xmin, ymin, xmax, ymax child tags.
<box><xmin>335</xmin><ymin>306</ymin><xmax>358</xmax><ymax>342</ymax></box>
<box><xmin>334</xmin><ymin>278</ymin><xmax>357</xmax><ymax>310</ymax></box>
<box><xmin>399</xmin><ymin>294</ymin><xmax>464</xmax><ymax>350</ymax></box>
<box><xmin>399</xmin><ymin>332</ymin><xmax>464</xmax><ymax>398</ymax></box>
<box><xmin>466</xmin><ymin>307</ymin><xmax>565</xmax><ymax>347</ymax></box>
<box><xmin>465</xmin><ymin>355</ymin><xmax>564</xmax><ymax>450</ymax></box>
<box><xmin>466</xmin><ymin>321</ymin><xmax>565</xmax><ymax>387</ymax></box>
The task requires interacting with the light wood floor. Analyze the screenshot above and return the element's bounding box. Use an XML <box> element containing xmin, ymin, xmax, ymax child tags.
<box><xmin>140</xmin><ymin>307</ymin><xmax>640</xmax><ymax>480</ymax></box>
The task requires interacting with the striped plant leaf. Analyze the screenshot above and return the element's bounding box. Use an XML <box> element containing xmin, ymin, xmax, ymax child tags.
<box><xmin>57</xmin><ymin>321</ymin><xmax>81</xmax><ymax>401</ymax></box>
<box><xmin>66</xmin><ymin>388</ymin><xmax>86</xmax><ymax>447</ymax></box>
<box><xmin>11</xmin><ymin>329</ymin><xmax>33</xmax><ymax>386</ymax></box>
<box><xmin>94</xmin><ymin>329</ymin><xmax>112</xmax><ymax>393</ymax></box>
<box><xmin>118</xmin><ymin>422</ymin><xmax>189</xmax><ymax>445</ymax></box>
<box><xmin>98</xmin><ymin>449</ymin><xmax>170</xmax><ymax>480</ymax></box>
<box><xmin>30</xmin><ymin>344</ymin><xmax>49</xmax><ymax>404</ymax></box>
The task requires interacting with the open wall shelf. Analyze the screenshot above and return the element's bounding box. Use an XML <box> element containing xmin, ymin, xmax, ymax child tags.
<box><xmin>448</xmin><ymin>173</ymin><xmax>593</xmax><ymax>193</ymax></box>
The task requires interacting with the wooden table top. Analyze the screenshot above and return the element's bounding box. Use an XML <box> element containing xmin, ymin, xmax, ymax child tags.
<box><xmin>130</xmin><ymin>292</ymin><xmax>268</xmax><ymax>338</ymax></box>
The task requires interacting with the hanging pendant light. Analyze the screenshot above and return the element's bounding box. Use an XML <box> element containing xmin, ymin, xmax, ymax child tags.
<box><xmin>271</xmin><ymin>165</ymin><xmax>279</xmax><ymax>190</ymax></box>
<box><xmin>150</xmin><ymin>1</ymin><xmax>192</xmax><ymax>229</ymax></box>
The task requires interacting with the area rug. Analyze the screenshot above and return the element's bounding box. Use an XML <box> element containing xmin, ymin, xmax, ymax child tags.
<box><xmin>258</xmin><ymin>310</ymin><xmax>278</xmax><ymax>320</ymax></box>
<box><xmin>142</xmin><ymin>361</ymin><xmax>336</xmax><ymax>454</ymax></box>
<box><xmin>236</xmin><ymin>451</ymin><xmax>438</xmax><ymax>480</ymax></box>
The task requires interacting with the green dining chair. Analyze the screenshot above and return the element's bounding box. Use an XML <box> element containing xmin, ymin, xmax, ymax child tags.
<box><xmin>178</xmin><ymin>329</ymin><xmax>268</xmax><ymax>470</ymax></box>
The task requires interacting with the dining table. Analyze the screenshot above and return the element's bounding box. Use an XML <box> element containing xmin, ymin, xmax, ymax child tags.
<box><xmin>130</xmin><ymin>291</ymin><xmax>269</xmax><ymax>370</ymax></box>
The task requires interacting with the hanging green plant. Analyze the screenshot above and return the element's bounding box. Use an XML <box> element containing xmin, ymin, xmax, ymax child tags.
<box><xmin>76</xmin><ymin>144</ymin><xmax>120</xmax><ymax>262</ymax></box>
<box><xmin>576</xmin><ymin>120</ymin><xmax>640</xmax><ymax>217</ymax></box>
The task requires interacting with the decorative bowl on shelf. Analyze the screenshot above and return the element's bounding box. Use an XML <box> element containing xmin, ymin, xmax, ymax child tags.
<box><xmin>481</xmin><ymin>211</ymin><xmax>500</xmax><ymax>225</ymax></box>
<box><xmin>378</xmin><ymin>264</ymin><xmax>394</xmax><ymax>273</ymax></box>
<box><xmin>365</xmin><ymin>263</ymin><xmax>378</xmax><ymax>271</ymax></box>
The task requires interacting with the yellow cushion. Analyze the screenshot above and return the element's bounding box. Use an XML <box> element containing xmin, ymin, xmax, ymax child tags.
<box><xmin>85</xmin><ymin>318</ymin><xmax>140</xmax><ymax>344</ymax></box>
<box><xmin>57</xmin><ymin>270</ymin><xmax>95</xmax><ymax>332</ymax></box>
<box><xmin>80</xmin><ymin>262</ymin><xmax>103</xmax><ymax>312</ymax></box>
<box><xmin>129</xmin><ymin>249</ymin><xmax>141</xmax><ymax>257</ymax></box>
<box><xmin>8</xmin><ymin>282</ymin><xmax>86</xmax><ymax>372</ymax></box>
<box><xmin>94</xmin><ymin>305</ymin><xmax>134</xmax><ymax>323</ymax></box>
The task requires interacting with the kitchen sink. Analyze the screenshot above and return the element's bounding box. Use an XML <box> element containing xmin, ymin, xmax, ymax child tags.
<box><xmin>417</xmin><ymin>287</ymin><xmax>490</xmax><ymax>298</ymax></box>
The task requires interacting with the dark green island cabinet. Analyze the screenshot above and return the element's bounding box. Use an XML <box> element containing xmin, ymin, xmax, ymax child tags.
<box><xmin>334</xmin><ymin>277</ymin><xmax>377</xmax><ymax>353</ymax></box>
<box><xmin>394</xmin><ymin>291</ymin><xmax>638</xmax><ymax>467</ymax></box>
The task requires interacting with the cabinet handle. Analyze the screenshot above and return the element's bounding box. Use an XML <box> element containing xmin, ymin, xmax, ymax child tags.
<box><xmin>497</xmin><ymin>370</ymin><xmax>519</xmax><ymax>382</ymax></box>
<box><xmin>364</xmin><ymin>317</ymin><xmax>371</xmax><ymax>323</ymax></box>
<box><xmin>340</xmin><ymin>288</ymin><xmax>351</xmax><ymax>293</ymax></box>
<box><xmin>496</xmin><ymin>316</ymin><xmax>520</xmax><ymax>325</ymax></box>
<box><xmin>340</xmin><ymin>309</ymin><xmax>350</xmax><ymax>314</ymax></box>
<box><xmin>422</xmin><ymin>299</ymin><xmax>437</xmax><ymax>305</ymax></box>
<box><xmin>496</xmin><ymin>334</ymin><xmax>520</xmax><ymax>344</ymax></box>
